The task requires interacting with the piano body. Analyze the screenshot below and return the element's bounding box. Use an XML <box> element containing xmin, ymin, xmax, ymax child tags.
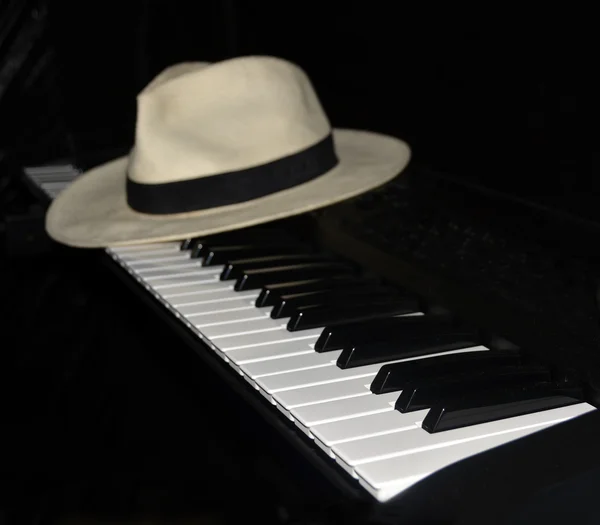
<box><xmin>4</xmin><ymin>2</ymin><xmax>599</xmax><ymax>523</ymax></box>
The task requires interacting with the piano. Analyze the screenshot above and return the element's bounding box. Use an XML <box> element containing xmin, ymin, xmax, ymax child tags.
<box><xmin>23</xmin><ymin>161</ymin><xmax>600</xmax><ymax>524</ymax></box>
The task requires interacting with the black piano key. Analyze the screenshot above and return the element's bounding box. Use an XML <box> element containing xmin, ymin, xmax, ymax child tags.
<box><xmin>315</xmin><ymin>315</ymin><xmax>454</xmax><ymax>353</ymax></box>
<box><xmin>255</xmin><ymin>276</ymin><xmax>364</xmax><ymax>307</ymax></box>
<box><xmin>370</xmin><ymin>350</ymin><xmax>522</xmax><ymax>394</ymax></box>
<box><xmin>287</xmin><ymin>297</ymin><xmax>421</xmax><ymax>331</ymax></box>
<box><xmin>271</xmin><ymin>285</ymin><xmax>401</xmax><ymax>319</ymax></box>
<box><xmin>337</xmin><ymin>324</ymin><xmax>482</xmax><ymax>369</ymax></box>
<box><xmin>422</xmin><ymin>384</ymin><xmax>584</xmax><ymax>433</ymax></box>
<box><xmin>235</xmin><ymin>263</ymin><xmax>354</xmax><ymax>291</ymax></box>
<box><xmin>192</xmin><ymin>238</ymin><xmax>289</xmax><ymax>259</ymax></box>
<box><xmin>203</xmin><ymin>243</ymin><xmax>310</xmax><ymax>266</ymax></box>
<box><xmin>186</xmin><ymin>232</ymin><xmax>251</xmax><ymax>255</ymax></box>
<box><xmin>189</xmin><ymin>238</ymin><xmax>237</xmax><ymax>258</ymax></box>
<box><xmin>220</xmin><ymin>254</ymin><xmax>331</xmax><ymax>280</ymax></box>
<box><xmin>180</xmin><ymin>238</ymin><xmax>198</xmax><ymax>251</ymax></box>
<box><xmin>395</xmin><ymin>365</ymin><xmax>553</xmax><ymax>413</ymax></box>
<box><xmin>190</xmin><ymin>228</ymin><xmax>296</xmax><ymax>258</ymax></box>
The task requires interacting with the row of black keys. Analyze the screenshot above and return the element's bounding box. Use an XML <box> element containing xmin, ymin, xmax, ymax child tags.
<box><xmin>179</xmin><ymin>228</ymin><xmax>586</xmax><ymax>433</ymax></box>
<box><xmin>181</xmin><ymin>231</ymin><xmax>422</xmax><ymax>333</ymax></box>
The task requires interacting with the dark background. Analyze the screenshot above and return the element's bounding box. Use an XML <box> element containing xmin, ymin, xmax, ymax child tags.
<box><xmin>0</xmin><ymin>2</ymin><xmax>592</xmax><ymax>523</ymax></box>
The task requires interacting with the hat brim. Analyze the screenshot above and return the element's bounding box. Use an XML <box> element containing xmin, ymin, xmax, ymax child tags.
<box><xmin>45</xmin><ymin>129</ymin><xmax>410</xmax><ymax>248</ymax></box>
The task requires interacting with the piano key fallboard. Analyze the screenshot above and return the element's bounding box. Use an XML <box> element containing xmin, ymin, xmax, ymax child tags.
<box><xmin>24</xmin><ymin>165</ymin><xmax>597</xmax><ymax>503</ymax></box>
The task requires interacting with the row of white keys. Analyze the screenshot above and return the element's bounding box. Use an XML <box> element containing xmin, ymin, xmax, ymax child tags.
<box><xmin>233</xmin><ymin>331</ymin><xmax>597</xmax><ymax>496</ymax></box>
<box><xmin>106</xmin><ymin>242</ymin><xmax>598</xmax><ymax>503</ymax></box>
<box><xmin>275</xmin><ymin>376</ymin><xmax>371</xmax><ymax>408</ymax></box>
<box><xmin>333</xmin><ymin>402</ymin><xmax>595</xmax><ymax>471</ymax></box>
<box><xmin>226</xmin><ymin>340</ymin><xmax>317</xmax><ymax>363</ymax></box>
<box><xmin>24</xmin><ymin>166</ymin><xmax>80</xmax><ymax>198</ymax></box>
<box><xmin>351</xmin><ymin>403</ymin><xmax>595</xmax><ymax>501</ymax></box>
<box><xmin>260</xmin><ymin>346</ymin><xmax>485</xmax><ymax>408</ymax></box>
<box><xmin>110</xmin><ymin>244</ymin><xmax>224</xmax><ymax>294</ymax></box>
<box><xmin>24</xmin><ymin>171</ymin><xmax>79</xmax><ymax>192</ymax></box>
<box><xmin>111</xmin><ymin>245</ymin><xmax>325</xmax><ymax>365</ymax></box>
<box><xmin>131</xmin><ymin>257</ymin><xmax>206</xmax><ymax>272</ymax></box>
<box><xmin>113</xmin><ymin>246</ymin><xmax>405</xmax><ymax>408</ymax></box>
<box><xmin>149</xmin><ymin>262</ymin><xmax>325</xmax><ymax>366</ymax></box>
<box><xmin>354</xmin><ymin>416</ymin><xmax>563</xmax><ymax>501</ymax></box>
<box><xmin>215</xmin><ymin>328</ymin><xmax>322</xmax><ymax>352</ymax></box>
<box><xmin>257</xmin><ymin>346</ymin><xmax>485</xmax><ymax>397</ymax></box>
<box><xmin>251</xmin><ymin>346</ymin><xmax>485</xmax><ymax>414</ymax></box>
<box><xmin>113</xmin><ymin>246</ymin><xmax>544</xmax><ymax>444</ymax></box>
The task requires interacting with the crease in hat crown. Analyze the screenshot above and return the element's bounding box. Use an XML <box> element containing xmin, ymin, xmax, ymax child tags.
<box><xmin>127</xmin><ymin>56</ymin><xmax>333</xmax><ymax>186</ymax></box>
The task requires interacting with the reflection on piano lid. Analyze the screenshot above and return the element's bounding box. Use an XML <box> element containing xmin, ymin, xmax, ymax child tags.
<box><xmin>24</xmin><ymin>164</ymin><xmax>598</xmax><ymax>506</ymax></box>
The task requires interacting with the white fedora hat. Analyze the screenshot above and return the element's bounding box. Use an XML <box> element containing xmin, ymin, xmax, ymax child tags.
<box><xmin>45</xmin><ymin>56</ymin><xmax>411</xmax><ymax>248</ymax></box>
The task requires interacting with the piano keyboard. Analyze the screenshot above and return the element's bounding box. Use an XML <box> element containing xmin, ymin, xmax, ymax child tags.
<box><xmin>25</xmin><ymin>164</ymin><xmax>597</xmax><ymax>503</ymax></box>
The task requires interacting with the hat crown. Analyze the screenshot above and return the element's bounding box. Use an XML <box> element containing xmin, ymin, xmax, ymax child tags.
<box><xmin>128</xmin><ymin>56</ymin><xmax>332</xmax><ymax>185</ymax></box>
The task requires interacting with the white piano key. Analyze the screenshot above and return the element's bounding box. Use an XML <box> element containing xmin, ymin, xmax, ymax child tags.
<box><xmin>147</xmin><ymin>274</ymin><xmax>220</xmax><ymax>290</ymax></box>
<box><xmin>356</xmin><ymin>424</ymin><xmax>557</xmax><ymax>502</ymax></box>
<box><xmin>256</xmin><ymin>362</ymin><xmax>387</xmax><ymax>393</ymax></box>
<box><xmin>256</xmin><ymin>346</ymin><xmax>488</xmax><ymax>394</ymax></box>
<box><xmin>188</xmin><ymin>302</ymin><xmax>268</xmax><ymax>317</ymax></box>
<box><xmin>193</xmin><ymin>307</ymin><xmax>267</xmax><ymax>328</ymax></box>
<box><xmin>109</xmin><ymin>242</ymin><xmax>180</xmax><ymax>254</ymax></box>
<box><xmin>217</xmin><ymin>327</ymin><xmax>322</xmax><ymax>352</ymax></box>
<box><xmin>119</xmin><ymin>252</ymin><xmax>192</xmax><ymax>264</ymax></box>
<box><xmin>241</xmin><ymin>351</ymin><xmax>341</xmax><ymax>378</ymax></box>
<box><xmin>311</xmin><ymin>410</ymin><xmax>419</xmax><ymax>446</ymax></box>
<box><xmin>226</xmin><ymin>340</ymin><xmax>316</xmax><ymax>364</ymax></box>
<box><xmin>291</xmin><ymin>392</ymin><xmax>401</xmax><ymax>427</ymax></box>
<box><xmin>202</xmin><ymin>317</ymin><xmax>286</xmax><ymax>339</ymax></box>
<box><xmin>126</xmin><ymin>256</ymin><xmax>199</xmax><ymax>270</ymax></box>
<box><xmin>143</xmin><ymin>268</ymin><xmax>222</xmax><ymax>281</ymax></box>
<box><xmin>273</xmin><ymin>376</ymin><xmax>373</xmax><ymax>409</ymax></box>
<box><xmin>160</xmin><ymin>283</ymin><xmax>236</xmax><ymax>301</ymax></box>
<box><xmin>135</xmin><ymin>265</ymin><xmax>222</xmax><ymax>279</ymax></box>
<box><xmin>333</xmin><ymin>402</ymin><xmax>595</xmax><ymax>468</ymax></box>
<box><xmin>178</xmin><ymin>299</ymin><xmax>258</xmax><ymax>317</ymax></box>
<box><xmin>173</xmin><ymin>291</ymin><xmax>259</xmax><ymax>312</ymax></box>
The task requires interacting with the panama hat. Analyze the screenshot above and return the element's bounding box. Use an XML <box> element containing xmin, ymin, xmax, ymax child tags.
<box><xmin>45</xmin><ymin>56</ymin><xmax>411</xmax><ymax>248</ymax></box>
